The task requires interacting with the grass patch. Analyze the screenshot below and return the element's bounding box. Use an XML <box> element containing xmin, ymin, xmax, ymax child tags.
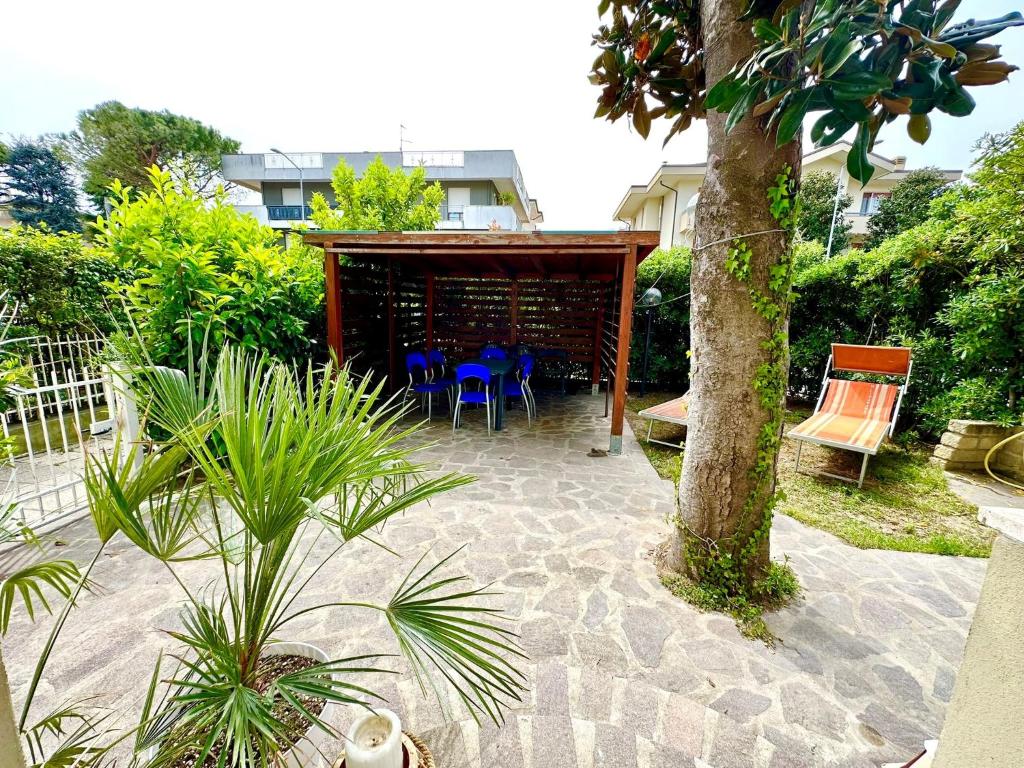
<box><xmin>661</xmin><ymin>559</ymin><xmax>801</xmax><ymax>644</ymax></box>
<box><xmin>777</xmin><ymin>437</ymin><xmax>993</xmax><ymax>557</ymax></box>
<box><xmin>626</xmin><ymin>391</ymin><xmax>993</xmax><ymax>558</ymax></box>
<box><xmin>624</xmin><ymin>391</ymin><xmax>684</xmax><ymax>485</ymax></box>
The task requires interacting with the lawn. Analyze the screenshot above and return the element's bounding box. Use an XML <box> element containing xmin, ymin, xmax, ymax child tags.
<box><xmin>626</xmin><ymin>391</ymin><xmax>994</xmax><ymax>558</ymax></box>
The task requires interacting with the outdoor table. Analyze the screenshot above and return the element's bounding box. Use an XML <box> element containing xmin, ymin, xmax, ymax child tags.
<box><xmin>463</xmin><ymin>357</ymin><xmax>516</xmax><ymax>431</ymax></box>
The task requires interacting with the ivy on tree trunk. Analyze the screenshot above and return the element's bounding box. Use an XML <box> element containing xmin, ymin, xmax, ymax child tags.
<box><xmin>666</xmin><ymin>0</ymin><xmax>801</xmax><ymax>590</ymax></box>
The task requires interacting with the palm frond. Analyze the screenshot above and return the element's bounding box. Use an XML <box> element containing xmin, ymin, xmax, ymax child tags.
<box><xmin>386</xmin><ymin>549</ymin><xmax>527</xmax><ymax>725</ymax></box>
<box><xmin>23</xmin><ymin>698</ymin><xmax>114</xmax><ymax>768</ymax></box>
<box><xmin>1</xmin><ymin>559</ymin><xmax>83</xmax><ymax>635</ymax></box>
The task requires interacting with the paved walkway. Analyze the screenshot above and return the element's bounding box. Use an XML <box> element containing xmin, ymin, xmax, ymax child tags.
<box><xmin>1</xmin><ymin>395</ymin><xmax>988</xmax><ymax>768</ymax></box>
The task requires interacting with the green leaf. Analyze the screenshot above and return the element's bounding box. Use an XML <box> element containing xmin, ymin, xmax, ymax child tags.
<box><xmin>810</xmin><ymin>110</ymin><xmax>855</xmax><ymax>146</ymax></box>
<box><xmin>822</xmin><ymin>40</ymin><xmax>862</xmax><ymax>78</ymax></box>
<box><xmin>633</xmin><ymin>98</ymin><xmax>652</xmax><ymax>138</ymax></box>
<box><xmin>705</xmin><ymin>74</ymin><xmax>742</xmax><ymax>110</ymax></box>
<box><xmin>847</xmin><ymin>123</ymin><xmax>876</xmax><ymax>184</ymax></box>
<box><xmin>725</xmin><ymin>85</ymin><xmax>760</xmax><ymax>134</ymax></box>
<box><xmin>775</xmin><ymin>88</ymin><xmax>814</xmax><ymax>146</ymax></box>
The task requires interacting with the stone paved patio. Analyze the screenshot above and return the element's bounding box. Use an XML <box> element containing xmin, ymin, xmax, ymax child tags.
<box><xmin>1</xmin><ymin>394</ymin><xmax>988</xmax><ymax>767</ymax></box>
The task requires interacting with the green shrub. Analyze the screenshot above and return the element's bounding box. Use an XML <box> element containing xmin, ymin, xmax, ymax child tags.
<box><xmin>920</xmin><ymin>376</ymin><xmax>1018</xmax><ymax>435</ymax></box>
<box><xmin>94</xmin><ymin>167</ymin><xmax>325</xmax><ymax>368</ymax></box>
<box><xmin>631</xmin><ymin>246</ymin><xmax>691</xmax><ymax>389</ymax></box>
<box><xmin>0</xmin><ymin>225</ymin><xmax>130</xmax><ymax>336</ymax></box>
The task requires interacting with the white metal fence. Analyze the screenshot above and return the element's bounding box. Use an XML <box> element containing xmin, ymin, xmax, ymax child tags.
<box><xmin>1</xmin><ymin>334</ymin><xmax>126</xmax><ymax>531</ymax></box>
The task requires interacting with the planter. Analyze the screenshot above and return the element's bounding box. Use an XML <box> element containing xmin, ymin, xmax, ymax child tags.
<box><xmin>265</xmin><ymin>641</ymin><xmax>337</xmax><ymax>768</ymax></box>
<box><xmin>335</xmin><ymin>731</ymin><xmax>435</xmax><ymax>768</ymax></box>
<box><xmin>146</xmin><ymin>641</ymin><xmax>337</xmax><ymax>768</ymax></box>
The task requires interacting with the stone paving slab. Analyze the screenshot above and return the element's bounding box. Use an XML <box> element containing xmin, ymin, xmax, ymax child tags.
<box><xmin>1</xmin><ymin>394</ymin><xmax>987</xmax><ymax>767</ymax></box>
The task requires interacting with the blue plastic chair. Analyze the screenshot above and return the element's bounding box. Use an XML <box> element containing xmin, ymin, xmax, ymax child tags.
<box><xmin>480</xmin><ymin>346</ymin><xmax>508</xmax><ymax>361</ymax></box>
<box><xmin>427</xmin><ymin>349</ymin><xmax>454</xmax><ymax>387</ymax></box>
<box><xmin>453</xmin><ymin>362</ymin><xmax>495</xmax><ymax>435</ymax></box>
<box><xmin>505</xmin><ymin>354</ymin><xmax>536</xmax><ymax>425</ymax></box>
<box><xmin>404</xmin><ymin>351</ymin><xmax>451</xmax><ymax>421</ymax></box>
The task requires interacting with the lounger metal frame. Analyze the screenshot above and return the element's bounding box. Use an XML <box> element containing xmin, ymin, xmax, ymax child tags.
<box><xmin>638</xmin><ymin>395</ymin><xmax>689</xmax><ymax>450</ymax></box>
<box><xmin>792</xmin><ymin>349</ymin><xmax>913</xmax><ymax>488</ymax></box>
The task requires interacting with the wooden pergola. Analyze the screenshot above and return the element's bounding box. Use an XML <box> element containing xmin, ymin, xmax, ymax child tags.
<box><xmin>303</xmin><ymin>231</ymin><xmax>659</xmax><ymax>453</ymax></box>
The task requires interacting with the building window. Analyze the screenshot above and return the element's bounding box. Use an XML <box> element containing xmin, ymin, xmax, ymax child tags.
<box><xmin>861</xmin><ymin>191</ymin><xmax>891</xmax><ymax>215</ymax></box>
<box><xmin>402</xmin><ymin>151</ymin><xmax>464</xmax><ymax>168</ymax></box>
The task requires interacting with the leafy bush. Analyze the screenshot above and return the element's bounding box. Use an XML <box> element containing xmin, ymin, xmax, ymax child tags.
<box><xmin>0</xmin><ymin>225</ymin><xmax>130</xmax><ymax>336</ymax></box>
<box><xmin>94</xmin><ymin>167</ymin><xmax>325</xmax><ymax>368</ymax></box>
<box><xmin>631</xmin><ymin>246</ymin><xmax>691</xmax><ymax>389</ymax></box>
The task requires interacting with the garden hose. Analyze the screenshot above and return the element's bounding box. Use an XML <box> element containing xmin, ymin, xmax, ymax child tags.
<box><xmin>983</xmin><ymin>428</ymin><xmax>1024</xmax><ymax>492</ymax></box>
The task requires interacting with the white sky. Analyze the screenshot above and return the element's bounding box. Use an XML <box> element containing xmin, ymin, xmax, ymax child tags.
<box><xmin>4</xmin><ymin>0</ymin><xmax>1024</xmax><ymax>229</ymax></box>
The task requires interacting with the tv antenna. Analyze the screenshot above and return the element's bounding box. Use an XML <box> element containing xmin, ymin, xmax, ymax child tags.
<box><xmin>400</xmin><ymin>124</ymin><xmax>414</xmax><ymax>152</ymax></box>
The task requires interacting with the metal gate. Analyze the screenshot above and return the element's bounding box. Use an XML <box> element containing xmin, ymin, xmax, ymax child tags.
<box><xmin>1</xmin><ymin>335</ymin><xmax>122</xmax><ymax>532</ymax></box>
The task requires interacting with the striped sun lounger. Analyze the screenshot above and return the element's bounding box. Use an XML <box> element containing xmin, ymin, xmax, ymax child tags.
<box><xmin>789</xmin><ymin>344</ymin><xmax>912</xmax><ymax>487</ymax></box>
<box><xmin>638</xmin><ymin>393</ymin><xmax>690</xmax><ymax>449</ymax></box>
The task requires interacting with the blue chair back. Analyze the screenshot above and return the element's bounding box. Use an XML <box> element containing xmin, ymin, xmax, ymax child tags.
<box><xmin>427</xmin><ymin>349</ymin><xmax>446</xmax><ymax>367</ymax></box>
<box><xmin>518</xmin><ymin>354</ymin><xmax>535</xmax><ymax>380</ymax></box>
<box><xmin>481</xmin><ymin>347</ymin><xmax>508</xmax><ymax>360</ymax></box>
<box><xmin>406</xmin><ymin>351</ymin><xmax>429</xmax><ymax>383</ymax></box>
<box><xmin>456</xmin><ymin>363</ymin><xmax>491</xmax><ymax>386</ymax></box>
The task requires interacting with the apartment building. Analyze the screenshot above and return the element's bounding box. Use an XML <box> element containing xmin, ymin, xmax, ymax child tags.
<box><xmin>222</xmin><ymin>149</ymin><xmax>543</xmax><ymax>232</ymax></box>
<box><xmin>614</xmin><ymin>141</ymin><xmax>961</xmax><ymax>249</ymax></box>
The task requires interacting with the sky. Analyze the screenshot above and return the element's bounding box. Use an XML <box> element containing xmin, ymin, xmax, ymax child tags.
<box><xmin>4</xmin><ymin>0</ymin><xmax>1024</xmax><ymax>229</ymax></box>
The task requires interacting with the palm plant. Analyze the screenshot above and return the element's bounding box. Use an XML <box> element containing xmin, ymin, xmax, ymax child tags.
<box><xmin>85</xmin><ymin>345</ymin><xmax>526</xmax><ymax>768</ymax></box>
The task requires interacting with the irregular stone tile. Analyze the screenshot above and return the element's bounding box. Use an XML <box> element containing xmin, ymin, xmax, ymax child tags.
<box><xmin>709</xmin><ymin>687</ymin><xmax>772</xmax><ymax>723</ymax></box>
<box><xmin>903</xmin><ymin>582</ymin><xmax>966</xmax><ymax>618</ymax></box>
<box><xmin>521</xmin><ymin>617</ymin><xmax>569</xmax><ymax>657</ymax></box>
<box><xmin>573</xmin><ymin>632</ymin><xmax>629</xmax><ymax>671</ymax></box>
<box><xmin>537</xmin><ymin>584</ymin><xmax>580</xmax><ymax>619</ymax></box>
<box><xmin>856</xmin><ymin>703</ymin><xmax>930</xmax><ymax>751</ymax></box>
<box><xmin>706</xmin><ymin>719</ymin><xmax>762</xmax><ymax>768</ymax></box>
<box><xmin>535</xmin><ymin>660</ymin><xmax>570</xmax><ymax>716</ymax></box>
<box><xmin>932</xmin><ymin>664</ymin><xmax>955</xmax><ymax>703</ymax></box>
<box><xmin>531</xmin><ymin>715</ymin><xmax>578</xmax><ymax>768</ymax></box>
<box><xmin>621</xmin><ymin>605</ymin><xmax>672</xmax><ymax>668</ymax></box>
<box><xmin>660</xmin><ymin>693</ymin><xmax>704</xmax><ymax>757</ymax></box>
<box><xmin>478</xmin><ymin>718</ymin><xmax>525</xmax><ymax>768</ymax></box>
<box><xmin>593</xmin><ymin>723</ymin><xmax>637</xmax><ymax>768</ymax></box>
<box><xmin>780</xmin><ymin>682</ymin><xmax>847</xmax><ymax>740</ymax></box>
<box><xmin>584</xmin><ymin>589</ymin><xmax>610</xmax><ymax>630</ymax></box>
<box><xmin>872</xmin><ymin>664</ymin><xmax>925</xmax><ymax>711</ymax></box>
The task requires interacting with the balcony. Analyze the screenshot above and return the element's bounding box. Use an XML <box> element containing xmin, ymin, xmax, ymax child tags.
<box><xmin>268</xmin><ymin>205</ymin><xmax>313</xmax><ymax>221</ymax></box>
<box><xmin>439</xmin><ymin>204</ymin><xmax>522</xmax><ymax>231</ymax></box>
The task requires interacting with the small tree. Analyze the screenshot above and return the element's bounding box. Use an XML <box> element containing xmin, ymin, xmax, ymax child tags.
<box><xmin>310</xmin><ymin>156</ymin><xmax>443</xmax><ymax>231</ymax></box>
<box><xmin>95</xmin><ymin>167</ymin><xmax>324</xmax><ymax>368</ymax></box>
<box><xmin>797</xmin><ymin>170</ymin><xmax>852</xmax><ymax>252</ymax></box>
<box><xmin>0</xmin><ymin>142</ymin><xmax>81</xmax><ymax>233</ymax></box>
<box><xmin>865</xmin><ymin>167</ymin><xmax>951</xmax><ymax>248</ymax></box>
<box><xmin>63</xmin><ymin>101</ymin><xmax>240</xmax><ymax>209</ymax></box>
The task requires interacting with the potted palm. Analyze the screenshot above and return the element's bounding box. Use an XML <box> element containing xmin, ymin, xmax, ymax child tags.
<box><xmin>79</xmin><ymin>346</ymin><xmax>526</xmax><ymax>768</ymax></box>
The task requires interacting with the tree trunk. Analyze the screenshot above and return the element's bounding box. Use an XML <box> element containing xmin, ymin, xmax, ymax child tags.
<box><xmin>668</xmin><ymin>0</ymin><xmax>801</xmax><ymax>587</ymax></box>
<box><xmin>0</xmin><ymin>645</ymin><xmax>27</xmax><ymax>768</ymax></box>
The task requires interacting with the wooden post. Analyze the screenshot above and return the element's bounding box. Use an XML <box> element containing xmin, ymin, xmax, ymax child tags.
<box><xmin>425</xmin><ymin>272</ymin><xmax>435</xmax><ymax>353</ymax></box>
<box><xmin>324</xmin><ymin>246</ymin><xmax>344</xmax><ymax>364</ymax></box>
<box><xmin>510</xmin><ymin>279</ymin><xmax>519</xmax><ymax>345</ymax></box>
<box><xmin>610</xmin><ymin>245</ymin><xmax>637</xmax><ymax>454</ymax></box>
<box><xmin>591</xmin><ymin>306</ymin><xmax>604</xmax><ymax>395</ymax></box>
<box><xmin>387</xmin><ymin>258</ymin><xmax>397</xmax><ymax>390</ymax></box>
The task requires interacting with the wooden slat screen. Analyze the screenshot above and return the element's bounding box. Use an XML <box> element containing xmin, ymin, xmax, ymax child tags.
<box><xmin>338</xmin><ymin>259</ymin><xmax>388</xmax><ymax>376</ymax></box>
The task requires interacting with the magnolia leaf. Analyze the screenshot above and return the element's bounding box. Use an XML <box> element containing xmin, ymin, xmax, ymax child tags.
<box><xmin>907</xmin><ymin>113</ymin><xmax>932</xmax><ymax>144</ymax></box>
<box><xmin>880</xmin><ymin>95</ymin><xmax>914</xmax><ymax>115</ymax></box>
<box><xmin>633</xmin><ymin>97</ymin><xmax>652</xmax><ymax>138</ymax></box>
<box><xmin>847</xmin><ymin>124</ymin><xmax>876</xmax><ymax>184</ymax></box>
<box><xmin>775</xmin><ymin>88</ymin><xmax>815</xmax><ymax>147</ymax></box>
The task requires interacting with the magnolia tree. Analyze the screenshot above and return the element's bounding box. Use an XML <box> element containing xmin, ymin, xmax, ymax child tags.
<box><xmin>591</xmin><ymin>0</ymin><xmax>1022</xmax><ymax>602</ymax></box>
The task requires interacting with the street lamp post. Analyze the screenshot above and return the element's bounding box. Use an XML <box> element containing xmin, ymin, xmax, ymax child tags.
<box><xmin>270</xmin><ymin>147</ymin><xmax>305</xmax><ymax>223</ymax></box>
<box><xmin>638</xmin><ymin>287</ymin><xmax>662</xmax><ymax>396</ymax></box>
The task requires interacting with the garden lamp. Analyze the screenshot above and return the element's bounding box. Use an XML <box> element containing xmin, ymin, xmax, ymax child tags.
<box><xmin>638</xmin><ymin>287</ymin><xmax>662</xmax><ymax>396</ymax></box>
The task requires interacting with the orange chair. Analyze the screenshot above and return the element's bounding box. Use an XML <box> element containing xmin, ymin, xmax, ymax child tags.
<box><xmin>789</xmin><ymin>344</ymin><xmax>912</xmax><ymax>487</ymax></box>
